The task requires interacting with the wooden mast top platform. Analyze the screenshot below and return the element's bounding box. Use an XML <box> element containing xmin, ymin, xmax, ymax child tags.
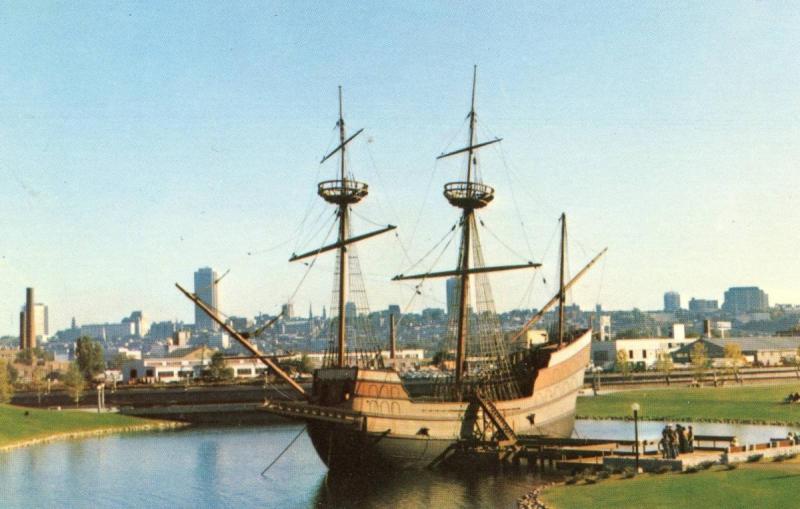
<box><xmin>443</xmin><ymin>181</ymin><xmax>494</xmax><ymax>209</ymax></box>
<box><xmin>318</xmin><ymin>179</ymin><xmax>369</xmax><ymax>205</ymax></box>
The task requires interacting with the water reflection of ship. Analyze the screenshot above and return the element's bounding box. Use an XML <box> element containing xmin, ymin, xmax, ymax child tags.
<box><xmin>312</xmin><ymin>466</ymin><xmax>558</xmax><ymax>508</ymax></box>
<box><xmin>179</xmin><ymin>67</ymin><xmax>606</xmax><ymax>471</ymax></box>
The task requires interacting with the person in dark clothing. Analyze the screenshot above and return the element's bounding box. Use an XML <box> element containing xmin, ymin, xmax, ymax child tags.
<box><xmin>667</xmin><ymin>425</ymin><xmax>678</xmax><ymax>458</ymax></box>
<box><xmin>686</xmin><ymin>425</ymin><xmax>694</xmax><ymax>452</ymax></box>
<box><xmin>673</xmin><ymin>425</ymin><xmax>681</xmax><ymax>458</ymax></box>
<box><xmin>677</xmin><ymin>424</ymin><xmax>688</xmax><ymax>454</ymax></box>
<box><xmin>660</xmin><ymin>427</ymin><xmax>670</xmax><ymax>459</ymax></box>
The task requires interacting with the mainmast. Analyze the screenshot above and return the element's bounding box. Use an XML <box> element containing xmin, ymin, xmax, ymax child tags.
<box><xmin>392</xmin><ymin>67</ymin><xmax>538</xmax><ymax>394</ymax></box>
<box><xmin>454</xmin><ymin>66</ymin><xmax>479</xmax><ymax>384</ymax></box>
<box><xmin>557</xmin><ymin>213</ymin><xmax>567</xmax><ymax>346</ymax></box>
<box><xmin>444</xmin><ymin>66</ymin><xmax>497</xmax><ymax>386</ymax></box>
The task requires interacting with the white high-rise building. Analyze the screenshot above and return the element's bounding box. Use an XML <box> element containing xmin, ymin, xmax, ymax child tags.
<box><xmin>20</xmin><ymin>302</ymin><xmax>49</xmax><ymax>343</ymax></box>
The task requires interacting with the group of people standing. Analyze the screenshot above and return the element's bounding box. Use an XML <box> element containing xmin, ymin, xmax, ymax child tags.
<box><xmin>660</xmin><ymin>424</ymin><xmax>693</xmax><ymax>459</ymax></box>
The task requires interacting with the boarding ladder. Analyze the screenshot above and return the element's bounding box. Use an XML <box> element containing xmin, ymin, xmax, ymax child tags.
<box><xmin>474</xmin><ymin>392</ymin><xmax>518</xmax><ymax>445</ymax></box>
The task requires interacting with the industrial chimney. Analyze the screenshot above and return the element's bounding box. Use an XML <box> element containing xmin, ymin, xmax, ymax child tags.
<box><xmin>25</xmin><ymin>287</ymin><xmax>35</xmax><ymax>349</ymax></box>
<box><xmin>19</xmin><ymin>311</ymin><xmax>26</xmax><ymax>350</ymax></box>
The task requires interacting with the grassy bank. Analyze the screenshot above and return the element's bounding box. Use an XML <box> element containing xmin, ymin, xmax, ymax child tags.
<box><xmin>0</xmin><ymin>404</ymin><xmax>179</xmax><ymax>449</ymax></box>
<box><xmin>577</xmin><ymin>383</ymin><xmax>800</xmax><ymax>424</ymax></box>
<box><xmin>540</xmin><ymin>460</ymin><xmax>800</xmax><ymax>509</ymax></box>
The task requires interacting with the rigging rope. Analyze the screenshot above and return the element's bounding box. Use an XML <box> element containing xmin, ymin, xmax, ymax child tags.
<box><xmin>595</xmin><ymin>253</ymin><xmax>608</xmax><ymax>309</ymax></box>
<box><xmin>349</xmin><ymin>207</ymin><xmax>391</xmax><ymax>228</ymax></box>
<box><xmin>477</xmin><ymin>216</ymin><xmax>535</xmax><ymax>263</ymax></box>
<box><xmin>246</xmin><ymin>237</ymin><xmax>295</xmax><ymax>257</ymax></box>
<box><xmin>395</xmin><ymin>222</ymin><xmax>460</xmax><ymax>328</ymax></box>
<box><xmin>285</xmin><ymin>214</ymin><xmax>339</xmax><ymax>307</ymax></box>
<box><xmin>481</xmin><ymin>122</ymin><xmax>537</xmax><ymax>261</ymax></box>
<box><xmin>294</xmin><ymin>208</ymin><xmax>337</xmax><ymax>256</ymax></box>
<box><xmin>397</xmin><ymin>220</ymin><xmax>460</xmax><ymax>276</ymax></box>
<box><xmin>261</xmin><ymin>426</ymin><xmax>307</xmax><ymax>477</ymax></box>
<box><xmin>293</xmin><ymin>125</ymin><xmax>335</xmax><ymax>254</ymax></box>
<box><xmin>405</xmin><ymin>116</ymin><xmax>468</xmax><ymax>250</ymax></box>
<box><xmin>364</xmin><ymin>140</ymin><xmax>403</xmax><ymax>230</ymax></box>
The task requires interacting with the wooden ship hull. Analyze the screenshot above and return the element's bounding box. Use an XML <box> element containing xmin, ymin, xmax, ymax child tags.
<box><xmin>271</xmin><ymin>330</ymin><xmax>591</xmax><ymax>470</ymax></box>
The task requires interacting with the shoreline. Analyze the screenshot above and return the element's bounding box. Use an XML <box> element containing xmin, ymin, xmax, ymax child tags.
<box><xmin>0</xmin><ymin>420</ymin><xmax>188</xmax><ymax>453</ymax></box>
<box><xmin>576</xmin><ymin>415</ymin><xmax>800</xmax><ymax>426</ymax></box>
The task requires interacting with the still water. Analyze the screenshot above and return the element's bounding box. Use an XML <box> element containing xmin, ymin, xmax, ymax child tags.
<box><xmin>0</xmin><ymin>424</ymin><xmax>547</xmax><ymax>509</ymax></box>
<box><xmin>2</xmin><ymin>420</ymin><xmax>799</xmax><ymax>509</ymax></box>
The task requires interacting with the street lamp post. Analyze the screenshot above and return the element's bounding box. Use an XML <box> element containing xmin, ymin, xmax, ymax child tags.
<box><xmin>631</xmin><ymin>402</ymin><xmax>640</xmax><ymax>473</ymax></box>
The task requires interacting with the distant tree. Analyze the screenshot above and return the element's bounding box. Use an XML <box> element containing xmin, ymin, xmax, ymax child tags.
<box><xmin>691</xmin><ymin>342</ymin><xmax>709</xmax><ymax>383</ymax></box>
<box><xmin>6</xmin><ymin>362</ymin><xmax>18</xmax><ymax>384</ymax></box>
<box><xmin>616</xmin><ymin>350</ymin><xmax>631</xmax><ymax>379</ymax></box>
<box><xmin>15</xmin><ymin>349</ymin><xmax>34</xmax><ymax>366</ymax></box>
<box><xmin>34</xmin><ymin>347</ymin><xmax>54</xmax><ymax>362</ymax></box>
<box><xmin>30</xmin><ymin>366</ymin><xmax>46</xmax><ymax>406</ymax></box>
<box><xmin>432</xmin><ymin>350</ymin><xmax>449</xmax><ymax>366</ymax></box>
<box><xmin>615</xmin><ymin>329</ymin><xmax>643</xmax><ymax>340</ymax></box>
<box><xmin>208</xmin><ymin>352</ymin><xmax>234</xmax><ymax>382</ymax></box>
<box><xmin>15</xmin><ymin>347</ymin><xmax>54</xmax><ymax>365</ymax></box>
<box><xmin>655</xmin><ymin>350</ymin><xmax>674</xmax><ymax>385</ymax></box>
<box><xmin>75</xmin><ymin>337</ymin><xmax>105</xmax><ymax>381</ymax></box>
<box><xmin>0</xmin><ymin>359</ymin><xmax>14</xmax><ymax>404</ymax></box>
<box><xmin>299</xmin><ymin>354</ymin><xmax>314</xmax><ymax>373</ymax></box>
<box><xmin>63</xmin><ymin>362</ymin><xmax>85</xmax><ymax>406</ymax></box>
<box><xmin>723</xmin><ymin>343</ymin><xmax>743</xmax><ymax>383</ymax></box>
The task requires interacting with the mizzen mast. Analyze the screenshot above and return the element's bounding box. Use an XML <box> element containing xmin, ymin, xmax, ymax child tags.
<box><xmin>557</xmin><ymin>213</ymin><xmax>567</xmax><ymax>346</ymax></box>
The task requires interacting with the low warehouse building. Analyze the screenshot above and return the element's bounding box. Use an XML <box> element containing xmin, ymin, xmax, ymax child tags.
<box><xmin>671</xmin><ymin>337</ymin><xmax>800</xmax><ymax>367</ymax></box>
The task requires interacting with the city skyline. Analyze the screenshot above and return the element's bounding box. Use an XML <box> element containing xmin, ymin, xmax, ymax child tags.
<box><xmin>4</xmin><ymin>281</ymin><xmax>789</xmax><ymax>341</ymax></box>
<box><xmin>2</xmin><ymin>3</ymin><xmax>800</xmax><ymax>335</ymax></box>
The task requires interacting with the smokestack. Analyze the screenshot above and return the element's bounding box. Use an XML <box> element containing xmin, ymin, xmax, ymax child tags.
<box><xmin>703</xmin><ymin>319</ymin><xmax>712</xmax><ymax>338</ymax></box>
<box><xmin>26</xmin><ymin>287</ymin><xmax>35</xmax><ymax>350</ymax></box>
<box><xmin>19</xmin><ymin>311</ymin><xmax>26</xmax><ymax>350</ymax></box>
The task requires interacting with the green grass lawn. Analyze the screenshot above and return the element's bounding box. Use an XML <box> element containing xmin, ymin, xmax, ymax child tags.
<box><xmin>540</xmin><ymin>461</ymin><xmax>800</xmax><ymax>509</ymax></box>
<box><xmin>0</xmin><ymin>404</ymin><xmax>162</xmax><ymax>447</ymax></box>
<box><xmin>577</xmin><ymin>383</ymin><xmax>800</xmax><ymax>424</ymax></box>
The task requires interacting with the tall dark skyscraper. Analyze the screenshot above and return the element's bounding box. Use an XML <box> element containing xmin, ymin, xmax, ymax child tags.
<box><xmin>663</xmin><ymin>291</ymin><xmax>681</xmax><ymax>312</ymax></box>
<box><xmin>193</xmin><ymin>267</ymin><xmax>219</xmax><ymax>331</ymax></box>
<box><xmin>446</xmin><ymin>277</ymin><xmax>458</xmax><ymax>316</ymax></box>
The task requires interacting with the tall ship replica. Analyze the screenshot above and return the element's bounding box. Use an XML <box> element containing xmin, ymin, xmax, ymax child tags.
<box><xmin>179</xmin><ymin>68</ymin><xmax>605</xmax><ymax>470</ymax></box>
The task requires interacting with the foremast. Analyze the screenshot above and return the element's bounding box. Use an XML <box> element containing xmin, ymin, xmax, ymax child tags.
<box><xmin>303</xmin><ymin>87</ymin><xmax>394</xmax><ymax>368</ymax></box>
<box><xmin>335</xmin><ymin>87</ymin><xmax>350</xmax><ymax>368</ymax></box>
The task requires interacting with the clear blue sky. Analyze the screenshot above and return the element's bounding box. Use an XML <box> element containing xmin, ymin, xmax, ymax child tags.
<box><xmin>1</xmin><ymin>2</ymin><xmax>799</xmax><ymax>335</ymax></box>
